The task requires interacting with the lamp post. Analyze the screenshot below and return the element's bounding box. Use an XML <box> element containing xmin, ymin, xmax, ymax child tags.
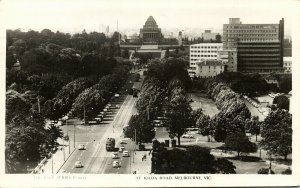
<box><xmin>73</xmin><ymin>124</ymin><xmax>76</xmax><ymax>148</ymax></box>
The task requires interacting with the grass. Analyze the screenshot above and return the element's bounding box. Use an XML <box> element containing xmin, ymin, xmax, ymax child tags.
<box><xmin>188</xmin><ymin>92</ymin><xmax>219</xmax><ymax>117</ymax></box>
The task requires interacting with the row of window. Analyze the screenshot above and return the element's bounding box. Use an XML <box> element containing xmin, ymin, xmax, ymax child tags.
<box><xmin>191</xmin><ymin>55</ymin><xmax>218</xmax><ymax>58</ymax></box>
<box><xmin>225</xmin><ymin>25</ymin><xmax>278</xmax><ymax>29</ymax></box>
<box><xmin>190</xmin><ymin>46</ymin><xmax>221</xmax><ymax>49</ymax></box>
<box><xmin>225</xmin><ymin>34</ymin><xmax>278</xmax><ymax>37</ymax></box>
<box><xmin>190</xmin><ymin>50</ymin><xmax>218</xmax><ymax>53</ymax></box>
<box><xmin>224</xmin><ymin>29</ymin><xmax>278</xmax><ymax>33</ymax></box>
<box><xmin>199</xmin><ymin>66</ymin><xmax>220</xmax><ymax>69</ymax></box>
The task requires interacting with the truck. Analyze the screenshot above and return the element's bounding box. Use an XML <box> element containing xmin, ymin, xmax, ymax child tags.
<box><xmin>106</xmin><ymin>138</ymin><xmax>115</xmax><ymax>151</ymax></box>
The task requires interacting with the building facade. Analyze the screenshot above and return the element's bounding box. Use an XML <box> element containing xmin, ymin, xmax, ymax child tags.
<box><xmin>189</xmin><ymin>43</ymin><xmax>223</xmax><ymax>76</ymax></box>
<box><xmin>202</xmin><ymin>30</ymin><xmax>219</xmax><ymax>41</ymax></box>
<box><xmin>139</xmin><ymin>16</ymin><xmax>163</xmax><ymax>44</ymax></box>
<box><xmin>283</xmin><ymin>57</ymin><xmax>292</xmax><ymax>73</ymax></box>
<box><xmin>222</xmin><ymin>18</ymin><xmax>284</xmax><ymax>73</ymax></box>
<box><xmin>217</xmin><ymin>49</ymin><xmax>237</xmax><ymax>72</ymax></box>
<box><xmin>237</xmin><ymin>42</ymin><xmax>283</xmax><ymax>73</ymax></box>
<box><xmin>195</xmin><ymin>60</ymin><xmax>224</xmax><ymax>78</ymax></box>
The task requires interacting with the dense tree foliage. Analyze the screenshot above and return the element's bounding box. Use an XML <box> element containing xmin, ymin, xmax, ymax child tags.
<box><xmin>5</xmin><ymin>29</ymin><xmax>130</xmax><ymax>173</ymax></box>
<box><xmin>152</xmin><ymin>144</ymin><xmax>236</xmax><ymax>174</ymax></box>
<box><xmin>224</xmin><ymin>132</ymin><xmax>257</xmax><ymax>158</ymax></box>
<box><xmin>71</xmin><ymin>69</ymin><xmax>128</xmax><ymax>120</ymax></box>
<box><xmin>260</xmin><ymin>109</ymin><xmax>292</xmax><ymax>160</ymax></box>
<box><xmin>125</xmin><ymin>112</ymin><xmax>155</xmax><ymax>144</ymax></box>
<box><xmin>273</xmin><ymin>95</ymin><xmax>290</xmax><ymax>111</ymax></box>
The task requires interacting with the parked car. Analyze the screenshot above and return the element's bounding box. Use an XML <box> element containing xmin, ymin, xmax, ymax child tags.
<box><xmin>75</xmin><ymin>161</ymin><xmax>83</xmax><ymax>168</ymax></box>
<box><xmin>78</xmin><ymin>144</ymin><xmax>85</xmax><ymax>150</ymax></box>
<box><xmin>120</xmin><ymin>139</ymin><xmax>126</xmax><ymax>144</ymax></box>
<box><xmin>182</xmin><ymin>134</ymin><xmax>194</xmax><ymax>138</ymax></box>
<box><xmin>122</xmin><ymin>151</ymin><xmax>130</xmax><ymax>157</ymax></box>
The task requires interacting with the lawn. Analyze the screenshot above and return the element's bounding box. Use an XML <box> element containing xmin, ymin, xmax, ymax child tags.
<box><xmin>188</xmin><ymin>92</ymin><xmax>219</xmax><ymax>117</ymax></box>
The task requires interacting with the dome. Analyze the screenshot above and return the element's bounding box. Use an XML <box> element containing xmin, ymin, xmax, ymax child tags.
<box><xmin>145</xmin><ymin>16</ymin><xmax>157</xmax><ymax>26</ymax></box>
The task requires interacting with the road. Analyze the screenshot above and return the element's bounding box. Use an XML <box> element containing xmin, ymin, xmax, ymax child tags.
<box><xmin>58</xmin><ymin>95</ymin><xmax>138</xmax><ymax>174</ymax></box>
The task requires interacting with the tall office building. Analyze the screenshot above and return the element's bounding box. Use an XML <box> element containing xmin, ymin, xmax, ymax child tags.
<box><xmin>222</xmin><ymin>18</ymin><xmax>284</xmax><ymax>73</ymax></box>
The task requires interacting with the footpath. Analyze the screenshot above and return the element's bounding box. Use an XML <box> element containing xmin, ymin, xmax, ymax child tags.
<box><xmin>32</xmin><ymin>137</ymin><xmax>76</xmax><ymax>174</ymax></box>
<box><xmin>131</xmin><ymin>144</ymin><xmax>152</xmax><ymax>174</ymax></box>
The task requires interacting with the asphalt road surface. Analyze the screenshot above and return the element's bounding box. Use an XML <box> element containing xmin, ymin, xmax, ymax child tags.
<box><xmin>58</xmin><ymin>95</ymin><xmax>137</xmax><ymax>174</ymax></box>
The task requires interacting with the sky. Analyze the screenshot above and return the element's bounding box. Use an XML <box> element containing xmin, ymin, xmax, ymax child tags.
<box><xmin>0</xmin><ymin>0</ymin><xmax>299</xmax><ymax>35</ymax></box>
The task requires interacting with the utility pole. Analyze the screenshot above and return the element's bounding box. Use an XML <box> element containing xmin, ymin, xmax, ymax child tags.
<box><xmin>63</xmin><ymin>139</ymin><xmax>65</xmax><ymax>161</ymax></box>
<box><xmin>83</xmin><ymin>106</ymin><xmax>86</xmax><ymax>126</ymax></box>
<box><xmin>73</xmin><ymin>125</ymin><xmax>76</xmax><ymax>148</ymax></box>
<box><xmin>37</xmin><ymin>96</ymin><xmax>41</xmax><ymax>113</ymax></box>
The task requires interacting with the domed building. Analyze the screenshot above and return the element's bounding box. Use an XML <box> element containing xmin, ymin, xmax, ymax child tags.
<box><xmin>139</xmin><ymin>16</ymin><xmax>163</xmax><ymax>44</ymax></box>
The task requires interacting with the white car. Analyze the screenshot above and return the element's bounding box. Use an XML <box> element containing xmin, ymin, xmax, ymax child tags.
<box><xmin>119</xmin><ymin>146</ymin><xmax>125</xmax><ymax>153</ymax></box>
<box><xmin>122</xmin><ymin>151</ymin><xmax>130</xmax><ymax>157</ymax></box>
<box><xmin>112</xmin><ymin>152</ymin><xmax>119</xmax><ymax>159</ymax></box>
<box><xmin>120</xmin><ymin>139</ymin><xmax>126</xmax><ymax>144</ymax></box>
<box><xmin>78</xmin><ymin>144</ymin><xmax>85</xmax><ymax>150</ymax></box>
<box><xmin>182</xmin><ymin>134</ymin><xmax>194</xmax><ymax>138</ymax></box>
<box><xmin>75</xmin><ymin>161</ymin><xmax>83</xmax><ymax>168</ymax></box>
<box><xmin>116</xmin><ymin>105</ymin><xmax>120</xmax><ymax>109</ymax></box>
<box><xmin>113</xmin><ymin>161</ymin><xmax>120</xmax><ymax>168</ymax></box>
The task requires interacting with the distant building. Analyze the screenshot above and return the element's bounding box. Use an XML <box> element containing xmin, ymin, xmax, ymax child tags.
<box><xmin>223</xmin><ymin>18</ymin><xmax>284</xmax><ymax>73</ymax></box>
<box><xmin>195</xmin><ymin>60</ymin><xmax>224</xmax><ymax>78</ymax></box>
<box><xmin>189</xmin><ymin>43</ymin><xmax>223</xmax><ymax>77</ymax></box>
<box><xmin>202</xmin><ymin>30</ymin><xmax>219</xmax><ymax>41</ymax></box>
<box><xmin>139</xmin><ymin>16</ymin><xmax>163</xmax><ymax>44</ymax></box>
<box><xmin>283</xmin><ymin>57</ymin><xmax>292</xmax><ymax>73</ymax></box>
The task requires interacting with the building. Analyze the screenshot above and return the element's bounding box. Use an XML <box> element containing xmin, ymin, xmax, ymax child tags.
<box><xmin>195</xmin><ymin>60</ymin><xmax>224</xmax><ymax>78</ymax></box>
<box><xmin>217</xmin><ymin>49</ymin><xmax>237</xmax><ymax>72</ymax></box>
<box><xmin>202</xmin><ymin>30</ymin><xmax>219</xmax><ymax>41</ymax></box>
<box><xmin>189</xmin><ymin>43</ymin><xmax>223</xmax><ymax>76</ymax></box>
<box><xmin>222</xmin><ymin>18</ymin><xmax>284</xmax><ymax>73</ymax></box>
<box><xmin>283</xmin><ymin>57</ymin><xmax>292</xmax><ymax>73</ymax></box>
<box><xmin>139</xmin><ymin>16</ymin><xmax>163</xmax><ymax>44</ymax></box>
<box><xmin>237</xmin><ymin>42</ymin><xmax>284</xmax><ymax>73</ymax></box>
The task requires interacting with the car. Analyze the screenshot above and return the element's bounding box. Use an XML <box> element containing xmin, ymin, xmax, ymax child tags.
<box><xmin>75</xmin><ymin>161</ymin><xmax>83</xmax><ymax>168</ymax></box>
<box><xmin>122</xmin><ymin>150</ymin><xmax>130</xmax><ymax>157</ymax></box>
<box><xmin>120</xmin><ymin>139</ymin><xmax>126</xmax><ymax>144</ymax></box>
<box><xmin>78</xmin><ymin>144</ymin><xmax>85</xmax><ymax>150</ymax></box>
<box><xmin>116</xmin><ymin>105</ymin><xmax>120</xmax><ymax>109</ymax></box>
<box><xmin>119</xmin><ymin>146</ymin><xmax>125</xmax><ymax>153</ymax></box>
<box><xmin>113</xmin><ymin>161</ymin><xmax>120</xmax><ymax>168</ymax></box>
<box><xmin>112</xmin><ymin>152</ymin><xmax>119</xmax><ymax>159</ymax></box>
<box><xmin>182</xmin><ymin>134</ymin><xmax>194</xmax><ymax>138</ymax></box>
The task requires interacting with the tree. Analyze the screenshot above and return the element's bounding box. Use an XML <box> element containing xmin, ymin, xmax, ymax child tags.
<box><xmin>152</xmin><ymin>145</ymin><xmax>236</xmax><ymax>174</ymax></box>
<box><xmin>278</xmin><ymin>76</ymin><xmax>292</xmax><ymax>93</ymax></box>
<box><xmin>245</xmin><ymin>116</ymin><xmax>260</xmax><ymax>141</ymax></box>
<box><xmin>125</xmin><ymin>112</ymin><xmax>155</xmax><ymax>144</ymax></box>
<box><xmin>165</xmin><ymin>95</ymin><xmax>193</xmax><ymax>145</ymax></box>
<box><xmin>281</xmin><ymin>167</ymin><xmax>292</xmax><ymax>174</ymax></box>
<box><xmin>195</xmin><ymin>110</ymin><xmax>212</xmax><ymax>141</ymax></box>
<box><xmin>215</xmin><ymin>158</ymin><xmax>236</xmax><ymax>174</ymax></box>
<box><xmin>215</xmin><ymin>34</ymin><xmax>222</xmax><ymax>43</ymax></box>
<box><xmin>224</xmin><ymin>132</ymin><xmax>257</xmax><ymax>159</ymax></box>
<box><xmin>46</xmin><ymin>124</ymin><xmax>63</xmax><ymax>148</ymax></box>
<box><xmin>6</xmin><ymin>113</ymin><xmax>46</xmax><ymax>173</ymax></box>
<box><xmin>260</xmin><ymin>109</ymin><xmax>292</xmax><ymax>160</ymax></box>
<box><xmin>273</xmin><ymin>95</ymin><xmax>290</xmax><ymax>111</ymax></box>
